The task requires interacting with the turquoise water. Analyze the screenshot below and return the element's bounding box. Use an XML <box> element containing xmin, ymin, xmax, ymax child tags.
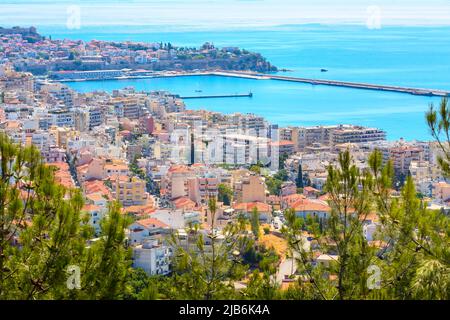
<box><xmin>41</xmin><ymin>25</ymin><xmax>450</xmax><ymax>141</ymax></box>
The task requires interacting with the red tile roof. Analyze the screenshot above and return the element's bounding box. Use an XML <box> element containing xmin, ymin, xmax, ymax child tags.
<box><xmin>233</xmin><ymin>202</ymin><xmax>271</xmax><ymax>213</ymax></box>
<box><xmin>82</xmin><ymin>204</ymin><xmax>101</xmax><ymax>212</ymax></box>
<box><xmin>136</xmin><ymin>218</ymin><xmax>169</xmax><ymax>229</ymax></box>
<box><xmin>48</xmin><ymin>162</ymin><xmax>74</xmax><ymax>189</ymax></box>
<box><xmin>172</xmin><ymin>196</ymin><xmax>196</xmax><ymax>209</ymax></box>
<box><xmin>83</xmin><ymin>180</ymin><xmax>113</xmax><ymax>199</ymax></box>
<box><xmin>290</xmin><ymin>199</ymin><xmax>330</xmax><ymax>212</ymax></box>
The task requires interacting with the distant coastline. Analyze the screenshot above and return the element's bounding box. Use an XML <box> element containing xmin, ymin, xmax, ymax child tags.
<box><xmin>2</xmin><ymin>26</ymin><xmax>278</xmax><ymax>76</ymax></box>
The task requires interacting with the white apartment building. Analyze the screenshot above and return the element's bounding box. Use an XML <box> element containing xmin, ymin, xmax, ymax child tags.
<box><xmin>49</xmin><ymin>108</ymin><xmax>74</xmax><ymax>128</ymax></box>
<box><xmin>132</xmin><ymin>239</ymin><xmax>172</xmax><ymax>276</ymax></box>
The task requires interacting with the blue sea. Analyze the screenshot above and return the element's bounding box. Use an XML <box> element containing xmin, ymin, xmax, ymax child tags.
<box><xmin>39</xmin><ymin>24</ymin><xmax>450</xmax><ymax>141</ymax></box>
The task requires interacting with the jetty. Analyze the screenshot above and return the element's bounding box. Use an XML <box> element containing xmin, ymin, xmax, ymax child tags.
<box><xmin>179</xmin><ymin>92</ymin><xmax>253</xmax><ymax>99</ymax></box>
<box><xmin>211</xmin><ymin>71</ymin><xmax>450</xmax><ymax>97</ymax></box>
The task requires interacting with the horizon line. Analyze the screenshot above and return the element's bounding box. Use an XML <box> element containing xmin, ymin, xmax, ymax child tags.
<box><xmin>4</xmin><ymin>21</ymin><xmax>450</xmax><ymax>31</ymax></box>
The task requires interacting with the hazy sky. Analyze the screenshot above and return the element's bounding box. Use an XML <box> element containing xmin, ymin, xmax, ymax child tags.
<box><xmin>1</xmin><ymin>0</ymin><xmax>450</xmax><ymax>28</ymax></box>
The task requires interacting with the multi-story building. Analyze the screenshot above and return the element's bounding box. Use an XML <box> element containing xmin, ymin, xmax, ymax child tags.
<box><xmin>103</xmin><ymin>160</ymin><xmax>130</xmax><ymax>177</ymax></box>
<box><xmin>279</xmin><ymin>127</ymin><xmax>300</xmax><ymax>152</ymax></box>
<box><xmin>187</xmin><ymin>176</ymin><xmax>219</xmax><ymax>205</ymax></box>
<box><xmin>162</xmin><ymin>165</ymin><xmax>195</xmax><ymax>200</ymax></box>
<box><xmin>115</xmin><ymin>176</ymin><xmax>147</xmax><ymax>207</ymax></box>
<box><xmin>128</xmin><ymin>218</ymin><xmax>170</xmax><ymax>244</ymax></box>
<box><xmin>132</xmin><ymin>239</ymin><xmax>172</xmax><ymax>276</ymax></box>
<box><xmin>433</xmin><ymin>181</ymin><xmax>450</xmax><ymax>203</ymax></box>
<box><xmin>110</xmin><ymin>97</ymin><xmax>141</xmax><ymax>119</ymax></box>
<box><xmin>295</xmin><ymin>125</ymin><xmax>386</xmax><ymax>150</ymax></box>
<box><xmin>388</xmin><ymin>145</ymin><xmax>424</xmax><ymax>176</ymax></box>
<box><xmin>271</xmin><ymin>140</ymin><xmax>295</xmax><ymax>156</ymax></box>
<box><xmin>40</xmin><ymin>82</ymin><xmax>74</xmax><ymax>108</ymax></box>
<box><xmin>229</xmin><ymin>113</ymin><xmax>269</xmax><ymax>137</ymax></box>
<box><xmin>297</xmin><ymin>126</ymin><xmax>332</xmax><ymax>150</ymax></box>
<box><xmin>140</xmin><ymin>115</ymin><xmax>154</xmax><ymax>134</ymax></box>
<box><xmin>330</xmin><ymin>125</ymin><xmax>386</xmax><ymax>145</ymax></box>
<box><xmin>234</xmin><ymin>174</ymin><xmax>266</xmax><ymax>203</ymax></box>
<box><xmin>49</xmin><ymin>126</ymin><xmax>77</xmax><ymax>148</ymax></box>
<box><xmin>73</xmin><ymin>108</ymin><xmax>89</xmax><ymax>132</ymax></box>
<box><xmin>82</xmin><ymin>204</ymin><xmax>106</xmax><ymax>235</ymax></box>
<box><xmin>222</xmin><ymin>133</ymin><xmax>270</xmax><ymax>165</ymax></box>
<box><xmin>363</xmin><ymin>140</ymin><xmax>425</xmax><ymax>176</ymax></box>
<box><xmin>45</xmin><ymin>145</ymin><xmax>67</xmax><ymax>163</ymax></box>
<box><xmin>409</xmin><ymin>160</ymin><xmax>442</xmax><ymax>195</ymax></box>
<box><xmin>49</xmin><ymin>108</ymin><xmax>74</xmax><ymax>128</ymax></box>
<box><xmin>88</xmin><ymin>106</ymin><xmax>103</xmax><ymax>129</ymax></box>
<box><xmin>0</xmin><ymin>67</ymin><xmax>34</xmax><ymax>92</ymax></box>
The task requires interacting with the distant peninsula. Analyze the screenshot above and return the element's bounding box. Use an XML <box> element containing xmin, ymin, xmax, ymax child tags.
<box><xmin>0</xmin><ymin>26</ymin><xmax>278</xmax><ymax>75</ymax></box>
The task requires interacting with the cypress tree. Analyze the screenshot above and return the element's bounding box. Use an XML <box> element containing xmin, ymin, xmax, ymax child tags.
<box><xmin>296</xmin><ymin>163</ymin><xmax>304</xmax><ymax>188</ymax></box>
<box><xmin>250</xmin><ymin>206</ymin><xmax>260</xmax><ymax>240</ymax></box>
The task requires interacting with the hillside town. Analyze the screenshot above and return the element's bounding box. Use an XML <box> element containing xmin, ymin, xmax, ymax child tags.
<box><xmin>1</xmin><ymin>54</ymin><xmax>448</xmax><ymax>287</ymax></box>
<box><xmin>0</xmin><ymin>27</ymin><xmax>277</xmax><ymax>76</ymax></box>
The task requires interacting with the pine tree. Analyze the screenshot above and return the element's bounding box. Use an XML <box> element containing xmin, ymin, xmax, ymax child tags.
<box><xmin>166</xmin><ymin>197</ymin><xmax>251</xmax><ymax>300</ymax></box>
<box><xmin>0</xmin><ymin>133</ymin><xmax>132</xmax><ymax>300</ymax></box>
<box><xmin>0</xmin><ymin>133</ymin><xmax>88</xmax><ymax>299</ymax></box>
<box><xmin>283</xmin><ymin>150</ymin><xmax>379</xmax><ymax>300</ymax></box>
<box><xmin>76</xmin><ymin>201</ymin><xmax>132</xmax><ymax>300</ymax></box>
<box><xmin>242</xmin><ymin>269</ymin><xmax>280</xmax><ymax>300</ymax></box>
<box><xmin>369</xmin><ymin>150</ymin><xmax>449</xmax><ymax>299</ymax></box>
<box><xmin>426</xmin><ymin>98</ymin><xmax>450</xmax><ymax>176</ymax></box>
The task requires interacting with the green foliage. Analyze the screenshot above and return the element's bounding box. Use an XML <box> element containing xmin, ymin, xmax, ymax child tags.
<box><xmin>369</xmin><ymin>150</ymin><xmax>450</xmax><ymax>300</ymax></box>
<box><xmin>0</xmin><ymin>134</ymin><xmax>132</xmax><ymax>300</ymax></box>
<box><xmin>218</xmin><ymin>183</ymin><xmax>233</xmax><ymax>206</ymax></box>
<box><xmin>250</xmin><ymin>207</ymin><xmax>260</xmax><ymax>240</ymax></box>
<box><xmin>426</xmin><ymin>97</ymin><xmax>450</xmax><ymax>177</ymax></box>
<box><xmin>1</xmin><ymin>95</ymin><xmax>449</xmax><ymax>301</ymax></box>
<box><xmin>279</xmin><ymin>153</ymin><xmax>289</xmax><ymax>170</ymax></box>
<box><xmin>242</xmin><ymin>270</ymin><xmax>280</xmax><ymax>300</ymax></box>
<box><xmin>192</xmin><ymin>54</ymin><xmax>206</xmax><ymax>60</ymax></box>
<box><xmin>263</xmin><ymin>169</ymin><xmax>289</xmax><ymax>196</ymax></box>
<box><xmin>0</xmin><ymin>133</ymin><xmax>87</xmax><ymax>299</ymax></box>
<box><xmin>249</xmin><ymin>161</ymin><xmax>264</xmax><ymax>174</ymax></box>
<box><xmin>281</xmin><ymin>149</ymin><xmax>450</xmax><ymax>300</ymax></box>
<box><xmin>165</xmin><ymin>198</ymin><xmax>252</xmax><ymax>300</ymax></box>
<box><xmin>123</xmin><ymin>268</ymin><xmax>152</xmax><ymax>300</ymax></box>
<box><xmin>324</xmin><ymin>151</ymin><xmax>376</xmax><ymax>299</ymax></box>
<box><xmin>129</xmin><ymin>157</ymin><xmax>159</xmax><ymax>196</ymax></box>
<box><xmin>273</xmin><ymin>169</ymin><xmax>288</xmax><ymax>181</ymax></box>
<box><xmin>76</xmin><ymin>202</ymin><xmax>132</xmax><ymax>300</ymax></box>
<box><xmin>265</xmin><ymin>176</ymin><xmax>282</xmax><ymax>196</ymax></box>
<box><xmin>258</xmin><ymin>248</ymin><xmax>280</xmax><ymax>275</ymax></box>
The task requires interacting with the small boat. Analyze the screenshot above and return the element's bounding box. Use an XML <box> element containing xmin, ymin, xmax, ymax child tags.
<box><xmin>320</xmin><ymin>69</ymin><xmax>328</xmax><ymax>72</ymax></box>
<box><xmin>195</xmin><ymin>90</ymin><xmax>203</xmax><ymax>93</ymax></box>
